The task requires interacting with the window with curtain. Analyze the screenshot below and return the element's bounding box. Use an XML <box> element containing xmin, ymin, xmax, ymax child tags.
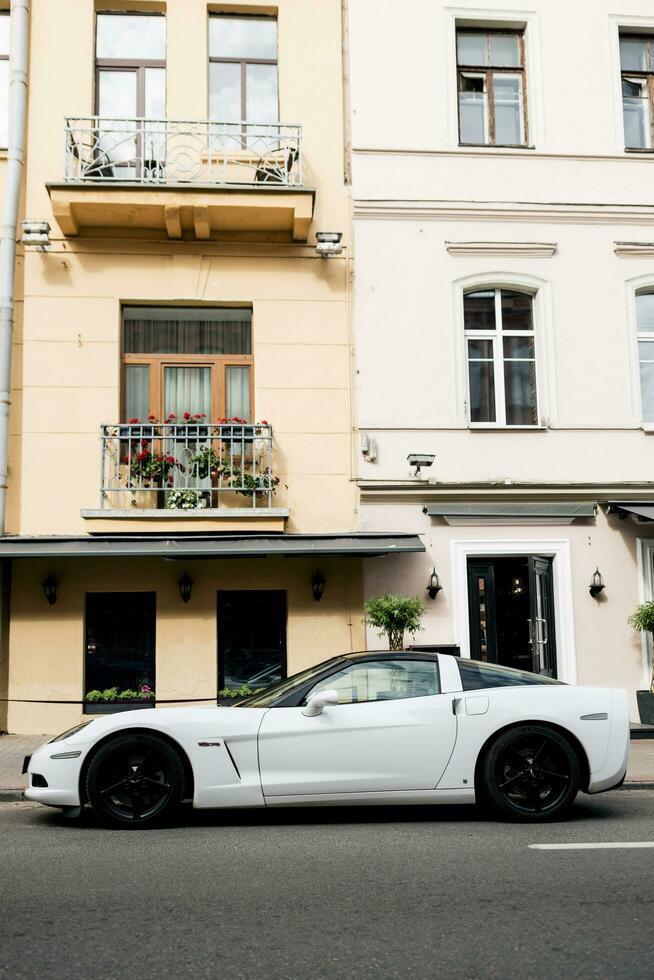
<box><xmin>209</xmin><ymin>15</ymin><xmax>278</xmax><ymax>126</ymax></box>
<box><xmin>620</xmin><ymin>35</ymin><xmax>654</xmax><ymax>149</ymax></box>
<box><xmin>95</xmin><ymin>13</ymin><xmax>166</xmax><ymax>177</ymax></box>
<box><xmin>464</xmin><ymin>288</ymin><xmax>538</xmax><ymax>426</ymax></box>
<box><xmin>457</xmin><ymin>28</ymin><xmax>527</xmax><ymax>146</ymax></box>
<box><xmin>122</xmin><ymin>307</ymin><xmax>253</xmax><ymax>422</ymax></box>
<box><xmin>636</xmin><ymin>292</ymin><xmax>654</xmax><ymax>422</ymax></box>
<box><xmin>0</xmin><ymin>13</ymin><xmax>9</xmax><ymax>149</ymax></box>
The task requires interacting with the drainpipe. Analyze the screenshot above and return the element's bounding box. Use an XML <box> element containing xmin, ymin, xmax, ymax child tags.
<box><xmin>0</xmin><ymin>0</ymin><xmax>29</xmax><ymax>533</ymax></box>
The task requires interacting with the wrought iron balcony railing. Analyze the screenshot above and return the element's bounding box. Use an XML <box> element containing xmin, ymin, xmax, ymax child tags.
<box><xmin>99</xmin><ymin>422</ymin><xmax>278</xmax><ymax>511</ymax></box>
<box><xmin>65</xmin><ymin>117</ymin><xmax>303</xmax><ymax>187</ymax></box>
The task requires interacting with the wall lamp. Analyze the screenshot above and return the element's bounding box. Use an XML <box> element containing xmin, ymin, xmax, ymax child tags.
<box><xmin>426</xmin><ymin>567</ymin><xmax>442</xmax><ymax>600</ymax></box>
<box><xmin>311</xmin><ymin>570</ymin><xmax>326</xmax><ymax>602</ymax></box>
<box><xmin>407</xmin><ymin>453</ymin><xmax>435</xmax><ymax>477</ymax></box>
<box><xmin>41</xmin><ymin>573</ymin><xmax>58</xmax><ymax>606</ymax></box>
<box><xmin>178</xmin><ymin>571</ymin><xmax>193</xmax><ymax>604</ymax></box>
<box><xmin>589</xmin><ymin>567</ymin><xmax>605</xmax><ymax>599</ymax></box>
<box><xmin>315</xmin><ymin>232</ymin><xmax>343</xmax><ymax>258</ymax></box>
<box><xmin>22</xmin><ymin>220</ymin><xmax>51</xmax><ymax>250</ymax></box>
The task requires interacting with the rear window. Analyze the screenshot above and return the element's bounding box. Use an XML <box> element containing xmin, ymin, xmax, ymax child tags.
<box><xmin>457</xmin><ymin>659</ymin><xmax>564</xmax><ymax>691</ymax></box>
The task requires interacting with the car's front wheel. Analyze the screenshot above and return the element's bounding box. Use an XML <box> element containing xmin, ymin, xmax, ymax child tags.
<box><xmin>479</xmin><ymin>724</ymin><xmax>580</xmax><ymax>821</ymax></box>
<box><xmin>85</xmin><ymin>733</ymin><xmax>185</xmax><ymax>828</ymax></box>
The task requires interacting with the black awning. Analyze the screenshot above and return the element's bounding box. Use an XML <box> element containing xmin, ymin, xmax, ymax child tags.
<box><xmin>423</xmin><ymin>502</ymin><xmax>596</xmax><ymax>525</ymax></box>
<box><xmin>0</xmin><ymin>532</ymin><xmax>425</xmax><ymax>560</ymax></box>
<box><xmin>607</xmin><ymin>502</ymin><xmax>654</xmax><ymax>522</ymax></box>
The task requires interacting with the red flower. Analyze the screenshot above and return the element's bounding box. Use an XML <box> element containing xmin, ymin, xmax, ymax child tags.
<box><xmin>166</xmin><ymin>456</ymin><xmax>175</xmax><ymax>464</ymax></box>
<box><xmin>137</xmin><ymin>451</ymin><xmax>148</xmax><ymax>461</ymax></box>
<box><xmin>183</xmin><ymin>412</ymin><xmax>191</xmax><ymax>420</ymax></box>
<box><xmin>260</xmin><ymin>419</ymin><xmax>268</xmax><ymax>425</ymax></box>
<box><xmin>148</xmin><ymin>414</ymin><xmax>156</xmax><ymax>421</ymax></box>
<box><xmin>167</xmin><ymin>413</ymin><xmax>176</xmax><ymax>420</ymax></box>
<box><xmin>129</xmin><ymin>418</ymin><xmax>139</xmax><ymax>424</ymax></box>
<box><xmin>123</xmin><ymin>455</ymin><xmax>129</xmax><ymax>464</ymax></box>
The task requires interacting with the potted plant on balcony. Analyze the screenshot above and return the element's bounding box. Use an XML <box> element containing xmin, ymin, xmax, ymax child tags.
<box><xmin>85</xmin><ymin>683</ymin><xmax>155</xmax><ymax>714</ymax></box>
<box><xmin>125</xmin><ymin>443</ymin><xmax>177</xmax><ymax>509</ymax></box>
<box><xmin>165</xmin><ymin>488</ymin><xmax>209</xmax><ymax>510</ymax></box>
<box><xmin>364</xmin><ymin>593</ymin><xmax>426</xmax><ymax>652</ymax></box>
<box><xmin>628</xmin><ymin>601</ymin><xmax>654</xmax><ymax>723</ymax></box>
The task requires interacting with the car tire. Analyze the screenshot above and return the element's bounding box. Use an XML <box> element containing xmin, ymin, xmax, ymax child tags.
<box><xmin>85</xmin><ymin>733</ymin><xmax>185</xmax><ymax>829</ymax></box>
<box><xmin>479</xmin><ymin>724</ymin><xmax>580</xmax><ymax>822</ymax></box>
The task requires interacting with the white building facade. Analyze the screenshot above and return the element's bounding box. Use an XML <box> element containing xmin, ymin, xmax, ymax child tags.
<box><xmin>348</xmin><ymin>0</ymin><xmax>654</xmax><ymax>718</ymax></box>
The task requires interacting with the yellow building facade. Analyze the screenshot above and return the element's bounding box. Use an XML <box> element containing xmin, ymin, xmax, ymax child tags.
<box><xmin>0</xmin><ymin>0</ymin><xmax>422</xmax><ymax>733</ymax></box>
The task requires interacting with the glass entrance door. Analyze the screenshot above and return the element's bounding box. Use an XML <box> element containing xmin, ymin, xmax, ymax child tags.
<box><xmin>85</xmin><ymin>592</ymin><xmax>156</xmax><ymax>701</ymax></box>
<box><xmin>467</xmin><ymin>556</ymin><xmax>557</xmax><ymax>677</ymax></box>
<box><xmin>528</xmin><ymin>557</ymin><xmax>557</xmax><ymax>676</ymax></box>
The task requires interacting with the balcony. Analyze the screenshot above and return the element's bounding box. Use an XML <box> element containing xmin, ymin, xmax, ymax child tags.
<box><xmin>81</xmin><ymin>422</ymin><xmax>289</xmax><ymax>533</ymax></box>
<box><xmin>48</xmin><ymin>117</ymin><xmax>315</xmax><ymax>241</ymax></box>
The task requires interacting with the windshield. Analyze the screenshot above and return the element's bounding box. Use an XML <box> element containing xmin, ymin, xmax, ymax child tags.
<box><xmin>237</xmin><ymin>656</ymin><xmax>347</xmax><ymax>707</ymax></box>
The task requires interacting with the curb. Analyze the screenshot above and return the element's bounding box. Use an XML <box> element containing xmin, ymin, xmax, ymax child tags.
<box><xmin>620</xmin><ymin>781</ymin><xmax>654</xmax><ymax>791</ymax></box>
<box><xmin>0</xmin><ymin>790</ymin><xmax>24</xmax><ymax>802</ymax></box>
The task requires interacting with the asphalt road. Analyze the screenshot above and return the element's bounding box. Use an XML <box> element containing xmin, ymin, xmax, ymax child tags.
<box><xmin>1</xmin><ymin>793</ymin><xmax>653</xmax><ymax>980</ymax></box>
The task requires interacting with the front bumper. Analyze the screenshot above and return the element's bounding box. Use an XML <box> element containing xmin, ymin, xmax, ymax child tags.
<box><xmin>23</xmin><ymin>741</ymin><xmax>86</xmax><ymax>808</ymax></box>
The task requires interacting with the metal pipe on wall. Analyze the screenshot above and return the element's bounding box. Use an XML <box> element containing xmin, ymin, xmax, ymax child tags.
<box><xmin>0</xmin><ymin>0</ymin><xmax>29</xmax><ymax>534</ymax></box>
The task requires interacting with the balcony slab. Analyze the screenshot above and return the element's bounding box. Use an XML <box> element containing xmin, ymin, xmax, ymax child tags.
<box><xmin>81</xmin><ymin>507</ymin><xmax>289</xmax><ymax>534</ymax></box>
<box><xmin>48</xmin><ymin>183</ymin><xmax>315</xmax><ymax>241</ymax></box>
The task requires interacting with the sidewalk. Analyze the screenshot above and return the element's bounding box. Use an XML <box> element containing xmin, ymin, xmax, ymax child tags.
<box><xmin>1</xmin><ymin>733</ymin><xmax>653</xmax><ymax>802</ymax></box>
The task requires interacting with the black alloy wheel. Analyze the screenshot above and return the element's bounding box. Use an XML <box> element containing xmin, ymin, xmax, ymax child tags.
<box><xmin>85</xmin><ymin>733</ymin><xmax>185</xmax><ymax>828</ymax></box>
<box><xmin>480</xmin><ymin>724</ymin><xmax>580</xmax><ymax>821</ymax></box>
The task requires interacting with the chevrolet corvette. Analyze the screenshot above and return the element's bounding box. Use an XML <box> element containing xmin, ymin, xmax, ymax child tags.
<box><xmin>24</xmin><ymin>651</ymin><xmax>630</xmax><ymax>827</ymax></box>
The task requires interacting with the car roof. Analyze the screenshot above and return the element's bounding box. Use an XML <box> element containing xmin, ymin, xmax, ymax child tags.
<box><xmin>340</xmin><ymin>649</ymin><xmax>439</xmax><ymax>662</ymax></box>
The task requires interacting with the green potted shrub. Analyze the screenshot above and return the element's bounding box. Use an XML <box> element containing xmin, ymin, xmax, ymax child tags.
<box><xmin>364</xmin><ymin>593</ymin><xmax>426</xmax><ymax>652</ymax></box>
<box><xmin>84</xmin><ymin>684</ymin><xmax>155</xmax><ymax>714</ymax></box>
<box><xmin>218</xmin><ymin>684</ymin><xmax>264</xmax><ymax>706</ymax></box>
<box><xmin>628</xmin><ymin>601</ymin><xmax>654</xmax><ymax>723</ymax></box>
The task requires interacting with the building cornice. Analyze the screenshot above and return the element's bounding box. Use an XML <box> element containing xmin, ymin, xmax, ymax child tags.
<box><xmin>353</xmin><ymin>200</ymin><xmax>654</xmax><ymax>225</ymax></box>
<box><xmin>358</xmin><ymin>482</ymin><xmax>654</xmax><ymax>504</ymax></box>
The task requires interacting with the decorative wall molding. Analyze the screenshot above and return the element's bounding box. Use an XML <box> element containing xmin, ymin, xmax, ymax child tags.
<box><xmin>445</xmin><ymin>241</ymin><xmax>557</xmax><ymax>257</ymax></box>
<box><xmin>614</xmin><ymin>242</ymin><xmax>654</xmax><ymax>257</ymax></box>
<box><xmin>354</xmin><ymin>201</ymin><xmax>654</xmax><ymax>226</ymax></box>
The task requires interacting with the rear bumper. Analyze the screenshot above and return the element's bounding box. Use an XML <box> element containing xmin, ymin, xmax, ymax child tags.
<box><xmin>586</xmin><ymin>688</ymin><xmax>630</xmax><ymax>794</ymax></box>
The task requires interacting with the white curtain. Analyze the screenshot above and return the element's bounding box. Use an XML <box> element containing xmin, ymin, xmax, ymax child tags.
<box><xmin>226</xmin><ymin>366</ymin><xmax>251</xmax><ymax>419</ymax></box>
<box><xmin>164</xmin><ymin>367</ymin><xmax>211</xmax><ymax>418</ymax></box>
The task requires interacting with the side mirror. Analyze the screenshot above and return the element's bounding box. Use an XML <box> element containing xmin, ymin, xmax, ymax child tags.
<box><xmin>302</xmin><ymin>689</ymin><xmax>339</xmax><ymax>717</ymax></box>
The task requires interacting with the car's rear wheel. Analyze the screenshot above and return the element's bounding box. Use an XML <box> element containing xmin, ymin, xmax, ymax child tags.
<box><xmin>85</xmin><ymin>733</ymin><xmax>185</xmax><ymax>828</ymax></box>
<box><xmin>479</xmin><ymin>724</ymin><xmax>580</xmax><ymax>822</ymax></box>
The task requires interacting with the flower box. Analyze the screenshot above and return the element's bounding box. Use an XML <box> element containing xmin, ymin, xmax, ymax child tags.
<box><xmin>84</xmin><ymin>699</ymin><xmax>155</xmax><ymax>714</ymax></box>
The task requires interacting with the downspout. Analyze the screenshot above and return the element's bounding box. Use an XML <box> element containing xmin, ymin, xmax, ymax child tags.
<box><xmin>0</xmin><ymin>0</ymin><xmax>29</xmax><ymax>533</ymax></box>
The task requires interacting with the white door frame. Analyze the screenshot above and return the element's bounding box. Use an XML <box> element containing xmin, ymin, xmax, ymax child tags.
<box><xmin>450</xmin><ymin>538</ymin><xmax>577</xmax><ymax>684</ymax></box>
<box><xmin>636</xmin><ymin>539</ymin><xmax>654</xmax><ymax>688</ymax></box>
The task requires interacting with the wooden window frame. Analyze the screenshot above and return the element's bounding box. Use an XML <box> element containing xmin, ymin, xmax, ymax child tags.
<box><xmin>95</xmin><ymin>12</ymin><xmax>166</xmax><ymax>114</ymax></box>
<box><xmin>620</xmin><ymin>34</ymin><xmax>654</xmax><ymax>151</ymax></box>
<box><xmin>456</xmin><ymin>28</ymin><xmax>528</xmax><ymax>147</ymax></box>
<box><xmin>122</xmin><ymin>354</ymin><xmax>254</xmax><ymax>423</ymax></box>
<box><xmin>208</xmin><ymin>13</ymin><xmax>278</xmax><ymax>123</ymax></box>
<box><xmin>464</xmin><ymin>287</ymin><xmax>539</xmax><ymax>428</ymax></box>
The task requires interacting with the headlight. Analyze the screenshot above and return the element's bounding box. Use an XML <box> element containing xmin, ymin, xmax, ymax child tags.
<box><xmin>49</xmin><ymin>721</ymin><xmax>93</xmax><ymax>743</ymax></box>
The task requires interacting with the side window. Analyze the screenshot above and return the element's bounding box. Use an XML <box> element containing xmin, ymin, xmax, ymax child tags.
<box><xmin>305</xmin><ymin>660</ymin><xmax>440</xmax><ymax>705</ymax></box>
<box><xmin>636</xmin><ymin>292</ymin><xmax>654</xmax><ymax>422</ymax></box>
<box><xmin>458</xmin><ymin>659</ymin><xmax>562</xmax><ymax>690</ymax></box>
<box><xmin>464</xmin><ymin>287</ymin><xmax>538</xmax><ymax>427</ymax></box>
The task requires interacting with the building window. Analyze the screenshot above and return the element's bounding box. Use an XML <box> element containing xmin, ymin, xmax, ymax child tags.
<box><xmin>122</xmin><ymin>307</ymin><xmax>253</xmax><ymax>422</ymax></box>
<box><xmin>85</xmin><ymin>592</ymin><xmax>156</xmax><ymax>708</ymax></box>
<box><xmin>95</xmin><ymin>12</ymin><xmax>166</xmax><ymax>177</ymax></box>
<box><xmin>0</xmin><ymin>12</ymin><xmax>9</xmax><ymax>149</ymax></box>
<box><xmin>637</xmin><ymin>292</ymin><xmax>654</xmax><ymax>421</ymax></box>
<box><xmin>209</xmin><ymin>15</ymin><xmax>278</xmax><ymax>126</ymax></box>
<box><xmin>456</xmin><ymin>29</ymin><xmax>527</xmax><ymax>146</ymax></box>
<box><xmin>464</xmin><ymin>288</ymin><xmax>538</xmax><ymax>426</ymax></box>
<box><xmin>620</xmin><ymin>35</ymin><xmax>654</xmax><ymax>149</ymax></box>
<box><xmin>218</xmin><ymin>591</ymin><xmax>287</xmax><ymax>693</ymax></box>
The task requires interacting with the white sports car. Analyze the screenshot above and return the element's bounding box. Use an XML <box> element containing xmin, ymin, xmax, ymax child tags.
<box><xmin>24</xmin><ymin>651</ymin><xmax>630</xmax><ymax>827</ymax></box>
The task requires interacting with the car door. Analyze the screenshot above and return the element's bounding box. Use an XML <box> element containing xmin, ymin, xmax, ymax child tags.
<box><xmin>257</xmin><ymin>658</ymin><xmax>457</xmax><ymax>798</ymax></box>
